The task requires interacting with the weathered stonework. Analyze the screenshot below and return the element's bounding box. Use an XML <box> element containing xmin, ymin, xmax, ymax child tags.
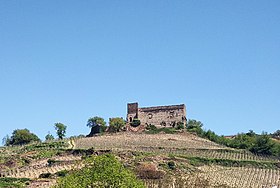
<box><xmin>127</xmin><ymin>102</ymin><xmax>186</xmax><ymax>131</ymax></box>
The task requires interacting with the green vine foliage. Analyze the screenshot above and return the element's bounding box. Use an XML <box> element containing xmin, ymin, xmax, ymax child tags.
<box><xmin>54</xmin><ymin>154</ymin><xmax>145</xmax><ymax>188</ymax></box>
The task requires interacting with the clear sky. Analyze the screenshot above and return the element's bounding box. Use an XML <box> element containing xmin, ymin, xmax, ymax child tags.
<box><xmin>1</xmin><ymin>1</ymin><xmax>280</xmax><ymax>143</ymax></box>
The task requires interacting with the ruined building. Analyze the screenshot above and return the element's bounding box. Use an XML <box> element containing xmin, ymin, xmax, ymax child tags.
<box><xmin>127</xmin><ymin>102</ymin><xmax>186</xmax><ymax>130</ymax></box>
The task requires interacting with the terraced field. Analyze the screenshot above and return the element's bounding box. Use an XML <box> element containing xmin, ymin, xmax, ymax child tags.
<box><xmin>198</xmin><ymin>165</ymin><xmax>280</xmax><ymax>188</ymax></box>
<box><xmin>75</xmin><ymin>132</ymin><xmax>279</xmax><ymax>163</ymax></box>
<box><xmin>0</xmin><ymin>141</ymin><xmax>84</xmax><ymax>188</ymax></box>
<box><xmin>0</xmin><ymin>132</ymin><xmax>279</xmax><ymax>188</ymax></box>
<box><xmin>74</xmin><ymin>132</ymin><xmax>280</xmax><ymax>188</ymax></box>
<box><xmin>2</xmin><ymin>155</ymin><xmax>82</xmax><ymax>179</ymax></box>
<box><xmin>75</xmin><ymin>132</ymin><xmax>226</xmax><ymax>150</ymax></box>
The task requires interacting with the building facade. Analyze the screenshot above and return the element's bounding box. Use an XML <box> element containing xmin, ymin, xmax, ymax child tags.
<box><xmin>127</xmin><ymin>102</ymin><xmax>186</xmax><ymax>130</ymax></box>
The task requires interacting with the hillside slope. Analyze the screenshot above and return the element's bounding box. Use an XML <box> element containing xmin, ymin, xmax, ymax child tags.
<box><xmin>0</xmin><ymin>132</ymin><xmax>279</xmax><ymax>188</ymax></box>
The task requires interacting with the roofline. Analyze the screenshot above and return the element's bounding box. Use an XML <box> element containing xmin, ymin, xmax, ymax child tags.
<box><xmin>139</xmin><ymin>104</ymin><xmax>185</xmax><ymax>112</ymax></box>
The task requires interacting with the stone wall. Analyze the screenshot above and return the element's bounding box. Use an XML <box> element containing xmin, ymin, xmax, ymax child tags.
<box><xmin>127</xmin><ymin>103</ymin><xmax>186</xmax><ymax>129</ymax></box>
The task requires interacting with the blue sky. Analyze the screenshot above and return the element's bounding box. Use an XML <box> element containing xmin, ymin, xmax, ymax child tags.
<box><xmin>1</xmin><ymin>1</ymin><xmax>280</xmax><ymax>142</ymax></box>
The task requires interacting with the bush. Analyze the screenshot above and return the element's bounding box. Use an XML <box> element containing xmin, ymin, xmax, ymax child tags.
<box><xmin>186</xmin><ymin>119</ymin><xmax>203</xmax><ymax>135</ymax></box>
<box><xmin>108</xmin><ymin>117</ymin><xmax>126</xmax><ymax>133</ymax></box>
<box><xmin>131</xmin><ymin>119</ymin><xmax>141</xmax><ymax>127</ymax></box>
<box><xmin>167</xmin><ymin>161</ymin><xmax>176</xmax><ymax>170</ymax></box>
<box><xmin>6</xmin><ymin>129</ymin><xmax>40</xmax><ymax>146</ymax></box>
<box><xmin>47</xmin><ymin>159</ymin><xmax>56</xmax><ymax>166</ymax></box>
<box><xmin>0</xmin><ymin>177</ymin><xmax>30</xmax><ymax>188</ymax></box>
<box><xmin>55</xmin><ymin>170</ymin><xmax>69</xmax><ymax>177</ymax></box>
<box><xmin>39</xmin><ymin>173</ymin><xmax>52</xmax><ymax>178</ymax></box>
<box><xmin>146</xmin><ymin>124</ymin><xmax>157</xmax><ymax>131</ymax></box>
<box><xmin>185</xmin><ymin>119</ymin><xmax>280</xmax><ymax>157</ymax></box>
<box><xmin>55</xmin><ymin>154</ymin><xmax>145</xmax><ymax>188</ymax></box>
<box><xmin>176</xmin><ymin>122</ymin><xmax>185</xmax><ymax>130</ymax></box>
<box><xmin>45</xmin><ymin>133</ymin><xmax>54</xmax><ymax>141</ymax></box>
<box><xmin>249</xmin><ymin>133</ymin><xmax>275</xmax><ymax>155</ymax></box>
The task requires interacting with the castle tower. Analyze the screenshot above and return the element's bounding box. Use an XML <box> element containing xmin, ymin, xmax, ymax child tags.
<box><xmin>127</xmin><ymin>102</ymin><xmax>138</xmax><ymax>123</ymax></box>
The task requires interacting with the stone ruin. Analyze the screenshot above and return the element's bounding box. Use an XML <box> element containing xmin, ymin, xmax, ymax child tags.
<box><xmin>126</xmin><ymin>102</ymin><xmax>187</xmax><ymax>131</ymax></box>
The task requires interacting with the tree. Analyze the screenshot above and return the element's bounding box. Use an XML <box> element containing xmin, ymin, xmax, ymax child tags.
<box><xmin>45</xmin><ymin>132</ymin><xmax>55</xmax><ymax>141</ymax></box>
<box><xmin>271</xmin><ymin>130</ymin><xmax>280</xmax><ymax>139</ymax></box>
<box><xmin>250</xmin><ymin>133</ymin><xmax>275</xmax><ymax>155</ymax></box>
<box><xmin>186</xmin><ymin>119</ymin><xmax>203</xmax><ymax>135</ymax></box>
<box><xmin>2</xmin><ymin>135</ymin><xmax>11</xmax><ymax>146</ymax></box>
<box><xmin>7</xmin><ymin>129</ymin><xmax>40</xmax><ymax>145</ymax></box>
<box><xmin>54</xmin><ymin>123</ymin><xmax>67</xmax><ymax>139</ymax></box>
<box><xmin>186</xmin><ymin>119</ymin><xmax>203</xmax><ymax>129</ymax></box>
<box><xmin>109</xmin><ymin>117</ymin><xmax>126</xmax><ymax>133</ymax></box>
<box><xmin>246</xmin><ymin>130</ymin><xmax>256</xmax><ymax>137</ymax></box>
<box><xmin>87</xmin><ymin>116</ymin><xmax>106</xmax><ymax>136</ymax></box>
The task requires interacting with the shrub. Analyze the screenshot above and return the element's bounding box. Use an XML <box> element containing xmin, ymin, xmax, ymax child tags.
<box><xmin>249</xmin><ymin>133</ymin><xmax>275</xmax><ymax>155</ymax></box>
<box><xmin>176</xmin><ymin>122</ymin><xmax>185</xmax><ymax>130</ymax></box>
<box><xmin>55</xmin><ymin>170</ymin><xmax>69</xmax><ymax>177</ymax></box>
<box><xmin>45</xmin><ymin>133</ymin><xmax>54</xmax><ymax>141</ymax></box>
<box><xmin>146</xmin><ymin>124</ymin><xmax>157</xmax><ymax>131</ymax></box>
<box><xmin>55</xmin><ymin>154</ymin><xmax>145</xmax><ymax>188</ymax></box>
<box><xmin>0</xmin><ymin>177</ymin><xmax>30</xmax><ymax>188</ymax></box>
<box><xmin>47</xmin><ymin>159</ymin><xmax>56</xmax><ymax>166</ymax></box>
<box><xmin>186</xmin><ymin>119</ymin><xmax>280</xmax><ymax>157</ymax></box>
<box><xmin>186</xmin><ymin>119</ymin><xmax>204</xmax><ymax>135</ymax></box>
<box><xmin>108</xmin><ymin>117</ymin><xmax>126</xmax><ymax>132</ymax></box>
<box><xmin>39</xmin><ymin>173</ymin><xmax>52</xmax><ymax>178</ymax></box>
<box><xmin>131</xmin><ymin>119</ymin><xmax>141</xmax><ymax>127</ymax></box>
<box><xmin>167</xmin><ymin>161</ymin><xmax>176</xmax><ymax>170</ymax></box>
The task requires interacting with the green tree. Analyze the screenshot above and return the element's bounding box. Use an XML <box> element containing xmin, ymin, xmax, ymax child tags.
<box><xmin>2</xmin><ymin>135</ymin><xmax>11</xmax><ymax>146</ymax></box>
<box><xmin>45</xmin><ymin>132</ymin><xmax>55</xmax><ymax>141</ymax></box>
<box><xmin>271</xmin><ymin>130</ymin><xmax>280</xmax><ymax>139</ymax></box>
<box><xmin>87</xmin><ymin>116</ymin><xmax>107</xmax><ymax>133</ymax></box>
<box><xmin>109</xmin><ymin>117</ymin><xmax>126</xmax><ymax>133</ymax></box>
<box><xmin>54</xmin><ymin>123</ymin><xmax>67</xmax><ymax>139</ymax></box>
<box><xmin>7</xmin><ymin>129</ymin><xmax>40</xmax><ymax>145</ymax></box>
<box><xmin>250</xmin><ymin>133</ymin><xmax>275</xmax><ymax>155</ymax></box>
<box><xmin>55</xmin><ymin>154</ymin><xmax>145</xmax><ymax>188</ymax></box>
<box><xmin>186</xmin><ymin>119</ymin><xmax>203</xmax><ymax>135</ymax></box>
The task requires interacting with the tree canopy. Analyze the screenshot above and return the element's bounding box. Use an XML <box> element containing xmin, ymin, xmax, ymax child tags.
<box><xmin>4</xmin><ymin>129</ymin><xmax>40</xmax><ymax>146</ymax></box>
<box><xmin>109</xmin><ymin>117</ymin><xmax>126</xmax><ymax>133</ymax></box>
<box><xmin>87</xmin><ymin>117</ymin><xmax>107</xmax><ymax>136</ymax></box>
<box><xmin>54</xmin><ymin>123</ymin><xmax>67</xmax><ymax>139</ymax></box>
<box><xmin>271</xmin><ymin>130</ymin><xmax>280</xmax><ymax>139</ymax></box>
<box><xmin>87</xmin><ymin>117</ymin><xmax>106</xmax><ymax>128</ymax></box>
<box><xmin>45</xmin><ymin>132</ymin><xmax>55</xmax><ymax>141</ymax></box>
<box><xmin>185</xmin><ymin>119</ymin><xmax>280</xmax><ymax>157</ymax></box>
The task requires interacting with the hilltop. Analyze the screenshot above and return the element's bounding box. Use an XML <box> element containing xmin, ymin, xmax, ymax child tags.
<box><xmin>0</xmin><ymin>131</ymin><xmax>279</xmax><ymax>188</ymax></box>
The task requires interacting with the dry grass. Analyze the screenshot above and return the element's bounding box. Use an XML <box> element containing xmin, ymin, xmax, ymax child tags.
<box><xmin>136</xmin><ymin>162</ymin><xmax>165</xmax><ymax>179</ymax></box>
<box><xmin>75</xmin><ymin>132</ymin><xmax>225</xmax><ymax>150</ymax></box>
<box><xmin>198</xmin><ymin>165</ymin><xmax>280</xmax><ymax>188</ymax></box>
